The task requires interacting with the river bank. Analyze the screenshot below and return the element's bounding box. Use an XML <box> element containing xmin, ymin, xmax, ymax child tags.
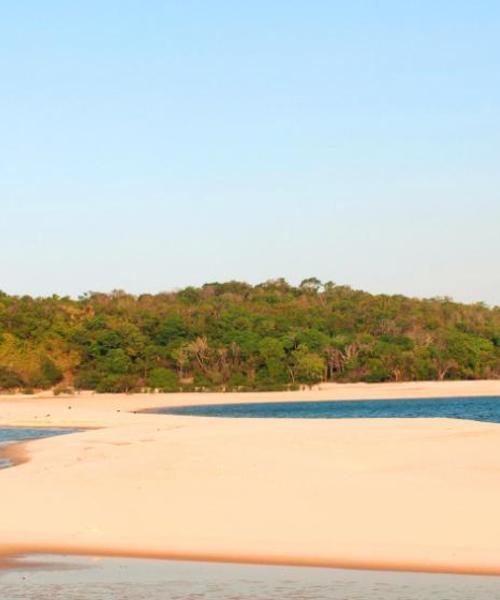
<box><xmin>1</xmin><ymin>381</ymin><xmax>500</xmax><ymax>574</ymax></box>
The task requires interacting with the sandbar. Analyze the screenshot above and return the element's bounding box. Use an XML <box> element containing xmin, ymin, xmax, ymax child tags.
<box><xmin>1</xmin><ymin>380</ymin><xmax>500</xmax><ymax>574</ymax></box>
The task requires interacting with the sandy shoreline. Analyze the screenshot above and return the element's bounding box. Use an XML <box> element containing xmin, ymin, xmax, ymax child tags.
<box><xmin>1</xmin><ymin>380</ymin><xmax>500</xmax><ymax>575</ymax></box>
<box><xmin>0</xmin><ymin>443</ymin><xmax>29</xmax><ymax>468</ymax></box>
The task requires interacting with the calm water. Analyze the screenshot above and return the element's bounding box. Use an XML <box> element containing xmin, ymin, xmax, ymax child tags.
<box><xmin>1</xmin><ymin>555</ymin><xmax>500</xmax><ymax>600</ymax></box>
<box><xmin>0</xmin><ymin>428</ymin><xmax>78</xmax><ymax>468</ymax></box>
<box><xmin>150</xmin><ymin>396</ymin><xmax>500</xmax><ymax>423</ymax></box>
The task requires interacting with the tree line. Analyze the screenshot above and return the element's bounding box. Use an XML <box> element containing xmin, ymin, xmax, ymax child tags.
<box><xmin>0</xmin><ymin>278</ymin><xmax>499</xmax><ymax>393</ymax></box>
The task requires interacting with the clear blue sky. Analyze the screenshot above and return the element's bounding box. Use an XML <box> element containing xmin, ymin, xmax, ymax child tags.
<box><xmin>1</xmin><ymin>2</ymin><xmax>499</xmax><ymax>304</ymax></box>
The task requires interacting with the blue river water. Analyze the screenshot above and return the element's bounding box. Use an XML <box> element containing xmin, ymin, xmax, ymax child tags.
<box><xmin>149</xmin><ymin>395</ymin><xmax>500</xmax><ymax>423</ymax></box>
<box><xmin>0</xmin><ymin>428</ymin><xmax>78</xmax><ymax>468</ymax></box>
<box><xmin>0</xmin><ymin>427</ymin><xmax>78</xmax><ymax>445</ymax></box>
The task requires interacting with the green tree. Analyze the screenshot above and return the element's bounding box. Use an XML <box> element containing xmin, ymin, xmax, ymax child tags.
<box><xmin>0</xmin><ymin>279</ymin><xmax>499</xmax><ymax>391</ymax></box>
<box><xmin>291</xmin><ymin>345</ymin><xmax>325</xmax><ymax>385</ymax></box>
<box><xmin>148</xmin><ymin>368</ymin><xmax>179</xmax><ymax>391</ymax></box>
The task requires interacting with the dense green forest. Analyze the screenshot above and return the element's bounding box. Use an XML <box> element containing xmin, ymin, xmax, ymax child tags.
<box><xmin>0</xmin><ymin>279</ymin><xmax>499</xmax><ymax>393</ymax></box>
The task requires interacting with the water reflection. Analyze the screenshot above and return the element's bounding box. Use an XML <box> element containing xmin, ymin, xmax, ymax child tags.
<box><xmin>1</xmin><ymin>555</ymin><xmax>500</xmax><ymax>600</ymax></box>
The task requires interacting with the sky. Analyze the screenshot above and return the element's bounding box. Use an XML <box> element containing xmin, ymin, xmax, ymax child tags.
<box><xmin>1</xmin><ymin>1</ymin><xmax>499</xmax><ymax>304</ymax></box>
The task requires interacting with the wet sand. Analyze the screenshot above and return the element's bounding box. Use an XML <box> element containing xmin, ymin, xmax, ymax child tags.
<box><xmin>1</xmin><ymin>381</ymin><xmax>500</xmax><ymax>574</ymax></box>
<box><xmin>2</xmin><ymin>554</ymin><xmax>500</xmax><ymax>599</ymax></box>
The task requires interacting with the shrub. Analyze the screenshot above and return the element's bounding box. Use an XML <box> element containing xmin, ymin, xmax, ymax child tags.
<box><xmin>41</xmin><ymin>357</ymin><xmax>64</xmax><ymax>386</ymax></box>
<box><xmin>74</xmin><ymin>369</ymin><xmax>102</xmax><ymax>390</ymax></box>
<box><xmin>95</xmin><ymin>374</ymin><xmax>140</xmax><ymax>393</ymax></box>
<box><xmin>53</xmin><ymin>385</ymin><xmax>75</xmax><ymax>396</ymax></box>
<box><xmin>147</xmin><ymin>368</ymin><xmax>179</xmax><ymax>392</ymax></box>
<box><xmin>0</xmin><ymin>366</ymin><xmax>25</xmax><ymax>390</ymax></box>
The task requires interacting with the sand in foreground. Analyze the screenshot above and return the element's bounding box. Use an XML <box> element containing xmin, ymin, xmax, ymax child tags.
<box><xmin>1</xmin><ymin>381</ymin><xmax>500</xmax><ymax>574</ymax></box>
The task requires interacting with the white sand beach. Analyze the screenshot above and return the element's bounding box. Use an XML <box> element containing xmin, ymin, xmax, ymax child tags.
<box><xmin>1</xmin><ymin>380</ymin><xmax>500</xmax><ymax>574</ymax></box>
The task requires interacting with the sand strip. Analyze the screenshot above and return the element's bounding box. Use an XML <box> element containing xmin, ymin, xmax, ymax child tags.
<box><xmin>1</xmin><ymin>381</ymin><xmax>500</xmax><ymax>575</ymax></box>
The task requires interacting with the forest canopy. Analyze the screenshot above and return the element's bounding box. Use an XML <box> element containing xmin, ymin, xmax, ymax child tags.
<box><xmin>0</xmin><ymin>279</ymin><xmax>499</xmax><ymax>393</ymax></box>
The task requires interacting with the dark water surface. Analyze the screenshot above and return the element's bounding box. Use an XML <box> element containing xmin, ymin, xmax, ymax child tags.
<box><xmin>0</xmin><ymin>428</ymin><xmax>79</xmax><ymax>468</ymax></box>
<box><xmin>150</xmin><ymin>396</ymin><xmax>500</xmax><ymax>423</ymax></box>
<box><xmin>1</xmin><ymin>555</ymin><xmax>500</xmax><ymax>600</ymax></box>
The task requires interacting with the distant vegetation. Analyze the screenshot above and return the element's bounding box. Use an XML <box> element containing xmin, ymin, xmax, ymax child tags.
<box><xmin>0</xmin><ymin>279</ymin><xmax>499</xmax><ymax>393</ymax></box>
